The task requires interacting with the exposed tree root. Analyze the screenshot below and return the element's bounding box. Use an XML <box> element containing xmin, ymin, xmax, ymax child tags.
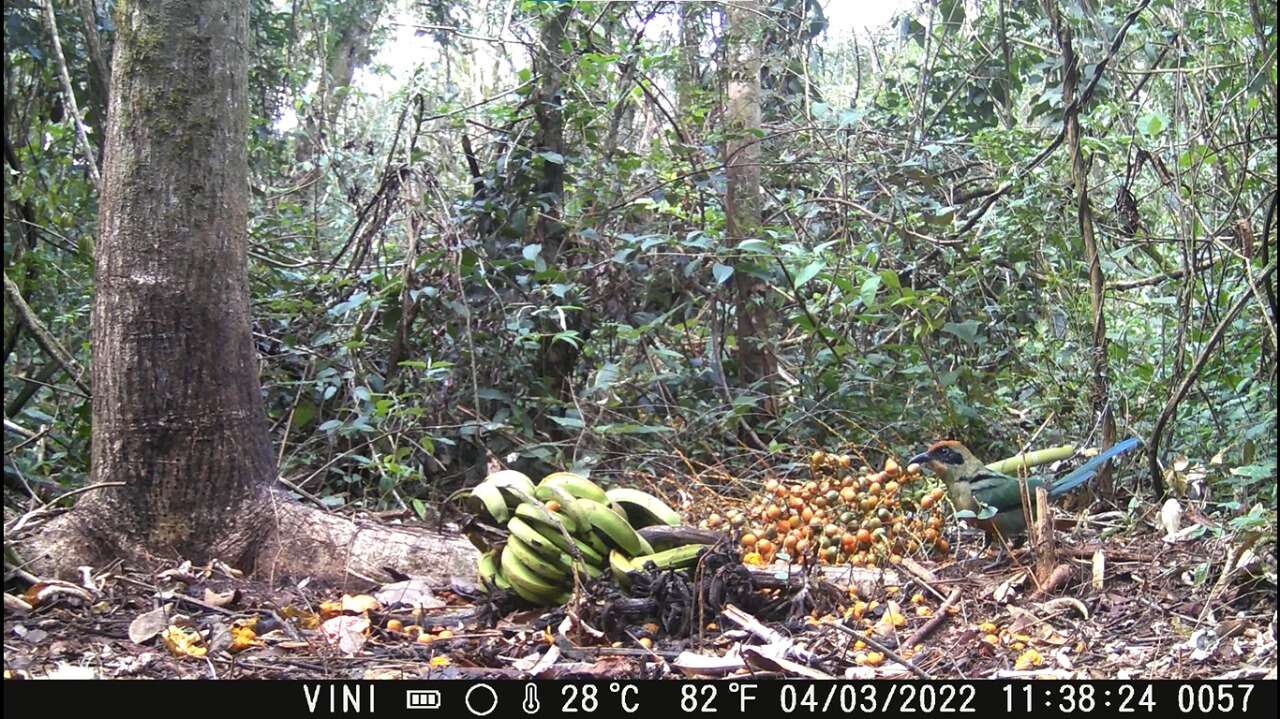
<box><xmin>10</xmin><ymin>491</ymin><xmax>479</xmax><ymax>588</ymax></box>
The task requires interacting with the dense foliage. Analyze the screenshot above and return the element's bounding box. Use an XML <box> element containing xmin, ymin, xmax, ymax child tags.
<box><xmin>4</xmin><ymin>0</ymin><xmax>1275</xmax><ymax>548</ymax></box>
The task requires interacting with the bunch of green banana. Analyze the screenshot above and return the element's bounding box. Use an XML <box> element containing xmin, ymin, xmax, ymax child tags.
<box><xmin>460</xmin><ymin>470</ymin><xmax>716</xmax><ymax>607</ymax></box>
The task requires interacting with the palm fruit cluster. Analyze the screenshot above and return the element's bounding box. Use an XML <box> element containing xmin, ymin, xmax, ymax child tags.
<box><xmin>463</xmin><ymin>470</ymin><xmax>708</xmax><ymax>606</ymax></box>
<box><xmin>703</xmin><ymin>451</ymin><xmax>950</xmax><ymax>567</ymax></box>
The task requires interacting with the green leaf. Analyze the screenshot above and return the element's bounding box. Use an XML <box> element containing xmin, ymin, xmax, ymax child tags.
<box><xmin>1137</xmin><ymin>112</ymin><xmax>1166</xmax><ymax>138</ymax></box>
<box><xmin>942</xmin><ymin>320</ymin><xmax>981</xmax><ymax>344</ymax></box>
<box><xmin>290</xmin><ymin>402</ymin><xmax>317</xmax><ymax>430</ymax></box>
<box><xmin>859</xmin><ymin>275</ymin><xmax>881</xmax><ymax>308</ymax></box>
<box><xmin>712</xmin><ymin>263</ymin><xmax>734</xmax><ymax>284</ymax></box>
<box><xmin>793</xmin><ymin>260</ymin><xmax>825</xmax><ymax>288</ymax></box>
<box><xmin>591</xmin><ymin>363</ymin><xmax>620</xmax><ymax>393</ymax></box>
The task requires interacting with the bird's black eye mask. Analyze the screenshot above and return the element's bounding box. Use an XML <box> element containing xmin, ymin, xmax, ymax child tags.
<box><xmin>933</xmin><ymin>447</ymin><xmax>962</xmax><ymax>464</ymax></box>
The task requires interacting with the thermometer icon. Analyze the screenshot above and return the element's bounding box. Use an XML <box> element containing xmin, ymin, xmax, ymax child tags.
<box><xmin>522</xmin><ymin>683</ymin><xmax>540</xmax><ymax>714</ymax></box>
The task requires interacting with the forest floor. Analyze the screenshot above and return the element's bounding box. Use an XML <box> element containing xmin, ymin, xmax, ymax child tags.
<box><xmin>5</xmin><ymin>495</ymin><xmax>1275</xmax><ymax>681</ymax></box>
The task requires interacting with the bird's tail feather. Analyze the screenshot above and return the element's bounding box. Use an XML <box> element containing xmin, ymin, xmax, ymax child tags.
<box><xmin>1048</xmin><ymin>437</ymin><xmax>1143</xmax><ymax>497</ymax></box>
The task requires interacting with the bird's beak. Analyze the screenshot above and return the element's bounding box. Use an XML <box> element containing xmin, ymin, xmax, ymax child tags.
<box><xmin>908</xmin><ymin>452</ymin><xmax>931</xmax><ymax>467</ymax></box>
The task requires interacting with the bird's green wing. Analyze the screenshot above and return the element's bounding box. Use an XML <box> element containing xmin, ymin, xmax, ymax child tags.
<box><xmin>968</xmin><ymin>471</ymin><xmax>1048</xmax><ymax>514</ymax></box>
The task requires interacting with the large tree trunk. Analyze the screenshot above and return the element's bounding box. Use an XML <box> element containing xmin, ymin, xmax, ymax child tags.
<box><xmin>74</xmin><ymin>0</ymin><xmax>274</xmax><ymax>565</ymax></box>
<box><xmin>724</xmin><ymin>1</ymin><xmax>777</xmax><ymax>421</ymax></box>
<box><xmin>19</xmin><ymin>0</ymin><xmax>477</xmax><ymax>585</ymax></box>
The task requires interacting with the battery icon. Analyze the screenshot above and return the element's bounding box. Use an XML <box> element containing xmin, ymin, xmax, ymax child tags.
<box><xmin>406</xmin><ymin>690</ymin><xmax>442</xmax><ymax>709</ymax></box>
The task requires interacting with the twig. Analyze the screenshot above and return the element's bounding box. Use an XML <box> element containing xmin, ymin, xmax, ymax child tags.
<box><xmin>3</xmin><ymin>271</ymin><xmax>91</xmax><ymax>395</ymax></box>
<box><xmin>40</xmin><ymin>0</ymin><xmax>101</xmax><ymax>190</ymax></box>
<box><xmin>832</xmin><ymin>622</ymin><xmax>933</xmax><ymax>679</ymax></box>
<box><xmin>902</xmin><ymin>588</ymin><xmax>961</xmax><ymax>649</ymax></box>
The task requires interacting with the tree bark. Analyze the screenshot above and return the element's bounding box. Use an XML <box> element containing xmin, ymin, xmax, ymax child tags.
<box><xmin>531</xmin><ymin>6</ymin><xmax>583</xmax><ymax>421</ymax></box>
<box><xmin>67</xmin><ymin>0</ymin><xmax>275</xmax><ymax>565</ymax></box>
<box><xmin>725</xmin><ymin>0</ymin><xmax>777</xmax><ymax>420</ymax></box>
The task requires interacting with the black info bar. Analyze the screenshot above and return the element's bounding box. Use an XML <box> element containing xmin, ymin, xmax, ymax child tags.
<box><xmin>4</xmin><ymin>678</ymin><xmax>1276</xmax><ymax>717</ymax></box>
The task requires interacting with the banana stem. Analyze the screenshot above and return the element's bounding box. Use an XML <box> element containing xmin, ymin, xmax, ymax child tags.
<box><xmin>987</xmin><ymin>444</ymin><xmax>1076</xmax><ymax>474</ymax></box>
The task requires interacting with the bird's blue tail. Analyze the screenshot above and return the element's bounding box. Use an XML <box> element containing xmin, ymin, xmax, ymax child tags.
<box><xmin>1049</xmin><ymin>437</ymin><xmax>1143</xmax><ymax>497</ymax></box>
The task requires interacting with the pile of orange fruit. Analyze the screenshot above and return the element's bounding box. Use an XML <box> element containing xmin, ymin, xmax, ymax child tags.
<box><xmin>701</xmin><ymin>450</ymin><xmax>951</xmax><ymax>567</ymax></box>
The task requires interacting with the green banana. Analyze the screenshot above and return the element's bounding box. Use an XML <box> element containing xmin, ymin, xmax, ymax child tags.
<box><xmin>538</xmin><ymin>472</ymin><xmax>609</xmax><ymax>504</ymax></box>
<box><xmin>578</xmin><ymin>498</ymin><xmax>654</xmax><ymax>556</ymax></box>
<box><xmin>469</xmin><ymin>481</ymin><xmax>510</xmax><ymax>523</ymax></box>
<box><xmin>605</xmin><ymin>487</ymin><xmax>682</xmax><ymax>528</ymax></box>
<box><xmin>609</xmin><ymin>550</ymin><xmax>636</xmax><ymax>589</ymax></box>
<box><xmin>629</xmin><ymin>543</ymin><xmax>707</xmax><ymax>571</ymax></box>
<box><xmin>485</xmin><ymin>469</ymin><xmax>537</xmax><ymax>496</ymax></box>
<box><xmin>580</xmin><ymin>525</ymin><xmax>613</xmax><ymax>557</ymax></box>
<box><xmin>500</xmin><ymin>540</ymin><xmax>571</xmax><ymax>605</ymax></box>
<box><xmin>492</xmin><ymin>546</ymin><xmax>512</xmax><ymax>590</ymax></box>
<box><xmin>506</xmin><ymin>534</ymin><xmax>571</xmax><ymax>581</ymax></box>
<box><xmin>507</xmin><ymin>516</ymin><xmax>569</xmax><ymax>563</ymax></box>
<box><xmin>514</xmin><ymin>501</ymin><xmax>581</xmax><ymax>534</ymax></box>
<box><xmin>518</xmin><ymin>509</ymin><xmax>607</xmax><ymax>567</ymax></box>
<box><xmin>477</xmin><ymin>550</ymin><xmax>499</xmax><ymax>591</ymax></box>
<box><xmin>572</xmin><ymin>558</ymin><xmax>605</xmax><ymax>580</ymax></box>
<box><xmin>533</xmin><ymin>484</ymin><xmax>592</xmax><ymax>527</ymax></box>
<box><xmin>510</xmin><ymin>519</ymin><xmax>605</xmax><ymax>582</ymax></box>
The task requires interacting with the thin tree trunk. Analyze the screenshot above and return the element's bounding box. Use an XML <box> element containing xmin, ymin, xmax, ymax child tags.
<box><xmin>76</xmin><ymin>0</ymin><xmax>112</xmax><ymax>125</ymax></box>
<box><xmin>41</xmin><ymin>0</ymin><xmax>101</xmax><ymax>191</ymax></box>
<box><xmin>296</xmin><ymin>2</ymin><xmax>387</xmax><ymax>161</ymax></box>
<box><xmin>725</xmin><ymin>0</ymin><xmax>776</xmax><ymax>420</ymax></box>
<box><xmin>1043</xmin><ymin>0</ymin><xmax>1118</xmax><ymax>488</ymax></box>
<box><xmin>531</xmin><ymin>6</ymin><xmax>583</xmax><ymax>421</ymax></box>
<box><xmin>677</xmin><ymin>2</ymin><xmax>700</xmax><ymax>118</ymax></box>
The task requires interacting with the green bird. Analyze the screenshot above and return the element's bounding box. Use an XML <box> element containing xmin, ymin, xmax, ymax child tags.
<box><xmin>908</xmin><ymin>437</ymin><xmax>1142</xmax><ymax>542</ymax></box>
